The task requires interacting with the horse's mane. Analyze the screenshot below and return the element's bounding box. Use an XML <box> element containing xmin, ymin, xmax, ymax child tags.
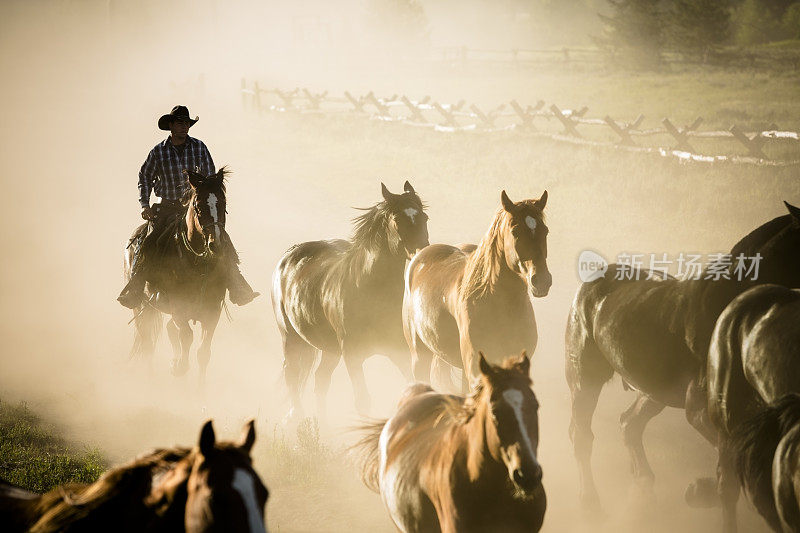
<box><xmin>350</xmin><ymin>202</ymin><xmax>399</xmax><ymax>254</ymax></box>
<box><xmin>729</xmin><ymin>214</ymin><xmax>792</xmax><ymax>258</ymax></box>
<box><xmin>28</xmin><ymin>447</ymin><xmax>192</xmax><ymax>532</ymax></box>
<box><xmin>343</xmin><ymin>192</ymin><xmax>424</xmax><ymax>281</ymax></box>
<box><xmin>461</xmin><ymin>207</ymin><xmax>511</xmax><ymax>300</ymax></box>
<box><xmin>730</xmin><ymin>393</ymin><xmax>800</xmax><ymax>531</ymax></box>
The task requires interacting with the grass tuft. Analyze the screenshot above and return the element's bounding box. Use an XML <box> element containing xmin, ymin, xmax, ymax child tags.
<box><xmin>0</xmin><ymin>400</ymin><xmax>106</xmax><ymax>493</ymax></box>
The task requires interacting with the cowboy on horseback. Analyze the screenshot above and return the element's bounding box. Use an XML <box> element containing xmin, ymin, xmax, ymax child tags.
<box><xmin>117</xmin><ymin>105</ymin><xmax>258</xmax><ymax>309</ymax></box>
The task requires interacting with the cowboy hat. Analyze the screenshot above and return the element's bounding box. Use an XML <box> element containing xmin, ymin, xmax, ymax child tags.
<box><xmin>158</xmin><ymin>105</ymin><xmax>199</xmax><ymax>130</ymax></box>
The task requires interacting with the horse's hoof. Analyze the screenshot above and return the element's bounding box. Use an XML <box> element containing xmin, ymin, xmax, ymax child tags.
<box><xmin>580</xmin><ymin>498</ymin><xmax>606</xmax><ymax>521</ymax></box>
<box><xmin>685</xmin><ymin>477</ymin><xmax>719</xmax><ymax>508</ymax></box>
<box><xmin>171</xmin><ymin>360</ymin><xmax>189</xmax><ymax>377</ymax></box>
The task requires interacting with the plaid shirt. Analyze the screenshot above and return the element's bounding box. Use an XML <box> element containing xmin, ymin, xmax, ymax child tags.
<box><xmin>138</xmin><ymin>135</ymin><xmax>215</xmax><ymax>208</ymax></box>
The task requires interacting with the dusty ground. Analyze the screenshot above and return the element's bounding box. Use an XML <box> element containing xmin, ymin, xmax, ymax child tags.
<box><xmin>2</xmin><ymin>2</ymin><xmax>798</xmax><ymax>532</ymax></box>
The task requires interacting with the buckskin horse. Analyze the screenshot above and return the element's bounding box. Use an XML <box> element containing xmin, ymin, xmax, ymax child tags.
<box><xmin>0</xmin><ymin>420</ymin><xmax>269</xmax><ymax>532</ymax></box>
<box><xmin>124</xmin><ymin>168</ymin><xmax>233</xmax><ymax>384</ymax></box>
<box><xmin>271</xmin><ymin>181</ymin><xmax>429</xmax><ymax>418</ymax></box>
<box><xmin>699</xmin><ymin>284</ymin><xmax>800</xmax><ymax>532</ymax></box>
<box><xmin>403</xmin><ymin>190</ymin><xmax>550</xmax><ymax>392</ymax></box>
<box><xmin>354</xmin><ymin>352</ymin><xmax>546</xmax><ymax>533</ymax></box>
<box><xmin>565</xmin><ymin>202</ymin><xmax>800</xmax><ymax>512</ymax></box>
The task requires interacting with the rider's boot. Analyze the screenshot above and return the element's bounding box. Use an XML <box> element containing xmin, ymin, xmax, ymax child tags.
<box><xmin>227</xmin><ymin>264</ymin><xmax>259</xmax><ymax>306</ymax></box>
<box><xmin>118</xmin><ymin>271</ymin><xmax>146</xmax><ymax>309</ymax></box>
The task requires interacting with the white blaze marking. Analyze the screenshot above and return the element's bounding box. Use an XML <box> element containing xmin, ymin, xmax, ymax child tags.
<box><xmin>404</xmin><ymin>207</ymin><xmax>419</xmax><ymax>224</ymax></box>
<box><xmin>525</xmin><ymin>216</ymin><xmax>537</xmax><ymax>232</ymax></box>
<box><xmin>207</xmin><ymin>193</ymin><xmax>221</xmax><ymax>241</ymax></box>
<box><xmin>502</xmin><ymin>389</ymin><xmax>537</xmax><ymax>462</ymax></box>
<box><xmin>232</xmin><ymin>468</ymin><xmax>266</xmax><ymax>532</ymax></box>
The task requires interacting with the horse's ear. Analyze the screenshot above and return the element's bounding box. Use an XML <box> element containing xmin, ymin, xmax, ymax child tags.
<box><xmin>537</xmin><ymin>190</ymin><xmax>548</xmax><ymax>210</ymax></box>
<box><xmin>516</xmin><ymin>351</ymin><xmax>530</xmax><ymax>375</ymax></box>
<box><xmin>478</xmin><ymin>352</ymin><xmax>493</xmax><ymax>377</ymax></box>
<box><xmin>238</xmin><ymin>419</ymin><xmax>256</xmax><ymax>454</ymax></box>
<box><xmin>199</xmin><ymin>420</ymin><xmax>216</xmax><ymax>456</ymax></box>
<box><xmin>187</xmin><ymin>170</ymin><xmax>204</xmax><ymax>189</ymax></box>
<box><xmin>500</xmin><ymin>190</ymin><xmax>516</xmax><ymax>213</ymax></box>
<box><xmin>785</xmin><ymin>201</ymin><xmax>800</xmax><ymax>225</ymax></box>
<box><xmin>381</xmin><ymin>182</ymin><xmax>396</xmax><ymax>202</ymax></box>
<box><xmin>403</xmin><ymin>180</ymin><xmax>415</xmax><ymax>194</ymax></box>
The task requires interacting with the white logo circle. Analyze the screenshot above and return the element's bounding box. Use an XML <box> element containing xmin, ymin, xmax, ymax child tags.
<box><xmin>578</xmin><ymin>250</ymin><xmax>608</xmax><ymax>282</ymax></box>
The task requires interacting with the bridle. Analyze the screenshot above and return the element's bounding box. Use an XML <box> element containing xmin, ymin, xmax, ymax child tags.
<box><xmin>182</xmin><ymin>195</ymin><xmax>225</xmax><ymax>259</ymax></box>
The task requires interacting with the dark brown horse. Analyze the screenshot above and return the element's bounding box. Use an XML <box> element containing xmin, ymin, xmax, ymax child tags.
<box><xmin>565</xmin><ymin>202</ymin><xmax>800</xmax><ymax>512</ymax></box>
<box><xmin>272</xmin><ymin>181</ymin><xmax>429</xmax><ymax>418</ymax></box>
<box><xmin>0</xmin><ymin>420</ymin><xmax>269</xmax><ymax>532</ymax></box>
<box><xmin>354</xmin><ymin>352</ymin><xmax>546</xmax><ymax>533</ymax></box>
<box><xmin>730</xmin><ymin>395</ymin><xmax>800</xmax><ymax>533</ymax></box>
<box><xmin>125</xmin><ymin>168</ymin><xmax>232</xmax><ymax>383</ymax></box>
<box><xmin>701</xmin><ymin>284</ymin><xmax>800</xmax><ymax>532</ymax></box>
<box><xmin>403</xmin><ymin>190</ymin><xmax>550</xmax><ymax>391</ymax></box>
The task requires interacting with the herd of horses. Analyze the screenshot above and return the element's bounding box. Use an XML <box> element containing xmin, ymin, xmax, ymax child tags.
<box><xmin>2</xmin><ymin>170</ymin><xmax>799</xmax><ymax>532</ymax></box>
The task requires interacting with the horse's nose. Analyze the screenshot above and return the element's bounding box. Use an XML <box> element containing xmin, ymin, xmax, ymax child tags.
<box><xmin>513</xmin><ymin>463</ymin><xmax>543</xmax><ymax>491</ymax></box>
<box><xmin>530</xmin><ymin>269</ymin><xmax>552</xmax><ymax>298</ymax></box>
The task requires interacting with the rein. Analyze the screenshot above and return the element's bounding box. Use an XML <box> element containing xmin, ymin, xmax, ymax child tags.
<box><xmin>181</xmin><ymin>230</ymin><xmax>213</xmax><ymax>259</ymax></box>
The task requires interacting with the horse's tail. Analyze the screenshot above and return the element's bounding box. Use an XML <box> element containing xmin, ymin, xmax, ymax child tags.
<box><xmin>731</xmin><ymin>393</ymin><xmax>800</xmax><ymax>530</ymax></box>
<box><xmin>350</xmin><ymin>419</ymin><xmax>387</xmax><ymax>493</ymax></box>
<box><xmin>129</xmin><ymin>304</ymin><xmax>162</xmax><ymax>361</ymax></box>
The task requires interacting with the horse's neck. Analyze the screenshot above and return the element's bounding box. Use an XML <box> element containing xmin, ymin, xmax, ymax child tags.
<box><xmin>461</xmin><ymin>401</ymin><xmax>502</xmax><ymax>482</ymax></box>
<box><xmin>351</xmin><ymin>242</ymin><xmax>406</xmax><ymax>281</ymax></box>
<box><xmin>468</xmin><ymin>228</ymin><xmax>524</xmax><ymax>298</ymax></box>
<box><xmin>185</xmin><ymin>205</ymin><xmax>202</xmax><ymax>246</ymax></box>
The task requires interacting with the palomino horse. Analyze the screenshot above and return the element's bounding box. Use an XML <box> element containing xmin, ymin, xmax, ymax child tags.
<box><xmin>354</xmin><ymin>352</ymin><xmax>546</xmax><ymax>533</ymax></box>
<box><xmin>700</xmin><ymin>284</ymin><xmax>800</xmax><ymax>532</ymax></box>
<box><xmin>0</xmin><ymin>420</ymin><xmax>269</xmax><ymax>532</ymax></box>
<box><xmin>403</xmin><ymin>190</ymin><xmax>550</xmax><ymax>391</ymax></box>
<box><xmin>565</xmin><ymin>202</ymin><xmax>800</xmax><ymax>512</ymax></box>
<box><xmin>272</xmin><ymin>181</ymin><xmax>429</xmax><ymax>418</ymax></box>
<box><xmin>125</xmin><ymin>168</ymin><xmax>233</xmax><ymax>383</ymax></box>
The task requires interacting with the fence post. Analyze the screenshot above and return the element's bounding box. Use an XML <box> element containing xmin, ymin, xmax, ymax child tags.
<box><xmin>604</xmin><ymin>115</ymin><xmax>636</xmax><ymax>146</ymax></box>
<box><xmin>433</xmin><ymin>102</ymin><xmax>459</xmax><ymax>128</ymax></box>
<box><xmin>344</xmin><ymin>91</ymin><xmax>366</xmax><ymax>112</ymax></box>
<box><xmin>253</xmin><ymin>81</ymin><xmax>262</xmax><ymax>114</ymax></box>
<box><xmin>470</xmin><ymin>104</ymin><xmax>496</xmax><ymax>129</ymax></box>
<box><xmin>550</xmin><ymin>104</ymin><xmax>582</xmax><ymax>137</ymax></box>
<box><xmin>401</xmin><ymin>96</ymin><xmax>426</xmax><ymax>123</ymax></box>
<box><xmin>365</xmin><ymin>91</ymin><xmax>391</xmax><ymax>116</ymax></box>
<box><xmin>730</xmin><ymin>125</ymin><xmax>768</xmax><ymax>159</ymax></box>
<box><xmin>302</xmin><ymin>89</ymin><xmax>328</xmax><ymax>110</ymax></box>
<box><xmin>662</xmin><ymin>118</ymin><xmax>695</xmax><ymax>152</ymax></box>
<box><xmin>241</xmin><ymin>78</ymin><xmax>247</xmax><ymax>110</ymax></box>
<box><xmin>510</xmin><ymin>100</ymin><xmax>535</xmax><ymax>130</ymax></box>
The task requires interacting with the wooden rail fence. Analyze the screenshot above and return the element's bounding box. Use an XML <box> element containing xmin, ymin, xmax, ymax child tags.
<box><xmin>240</xmin><ymin>79</ymin><xmax>800</xmax><ymax>167</ymax></box>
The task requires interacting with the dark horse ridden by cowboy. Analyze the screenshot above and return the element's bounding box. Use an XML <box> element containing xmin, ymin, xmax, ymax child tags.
<box><xmin>118</xmin><ymin>106</ymin><xmax>258</xmax><ymax>379</ymax></box>
<box><xmin>118</xmin><ymin>105</ymin><xmax>258</xmax><ymax>309</ymax></box>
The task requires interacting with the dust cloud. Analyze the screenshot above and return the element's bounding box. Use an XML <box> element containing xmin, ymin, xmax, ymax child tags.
<box><xmin>0</xmin><ymin>1</ymin><xmax>792</xmax><ymax>532</ymax></box>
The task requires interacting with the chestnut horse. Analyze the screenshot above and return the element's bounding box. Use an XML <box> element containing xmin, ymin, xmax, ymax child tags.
<box><xmin>0</xmin><ymin>420</ymin><xmax>269</xmax><ymax>532</ymax></box>
<box><xmin>272</xmin><ymin>181</ymin><xmax>429</xmax><ymax>418</ymax></box>
<box><xmin>403</xmin><ymin>190</ymin><xmax>550</xmax><ymax>391</ymax></box>
<box><xmin>566</xmin><ymin>202</ymin><xmax>800</xmax><ymax>512</ymax></box>
<box><xmin>354</xmin><ymin>352</ymin><xmax>546</xmax><ymax>533</ymax></box>
<box><xmin>701</xmin><ymin>284</ymin><xmax>800</xmax><ymax>532</ymax></box>
<box><xmin>125</xmin><ymin>168</ymin><xmax>234</xmax><ymax>384</ymax></box>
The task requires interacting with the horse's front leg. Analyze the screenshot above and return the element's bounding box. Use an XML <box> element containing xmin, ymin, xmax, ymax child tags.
<box><xmin>620</xmin><ymin>392</ymin><xmax>665</xmax><ymax>494</ymax></box>
<box><xmin>342</xmin><ymin>350</ymin><xmax>371</xmax><ymax>416</ymax></box>
<box><xmin>717</xmin><ymin>440</ymin><xmax>740</xmax><ymax>533</ymax></box>
<box><xmin>197</xmin><ymin>307</ymin><xmax>222</xmax><ymax>387</ymax></box>
<box><xmin>315</xmin><ymin>350</ymin><xmax>340</xmax><ymax>420</ymax></box>
<box><xmin>169</xmin><ymin>317</ymin><xmax>193</xmax><ymax>377</ymax></box>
